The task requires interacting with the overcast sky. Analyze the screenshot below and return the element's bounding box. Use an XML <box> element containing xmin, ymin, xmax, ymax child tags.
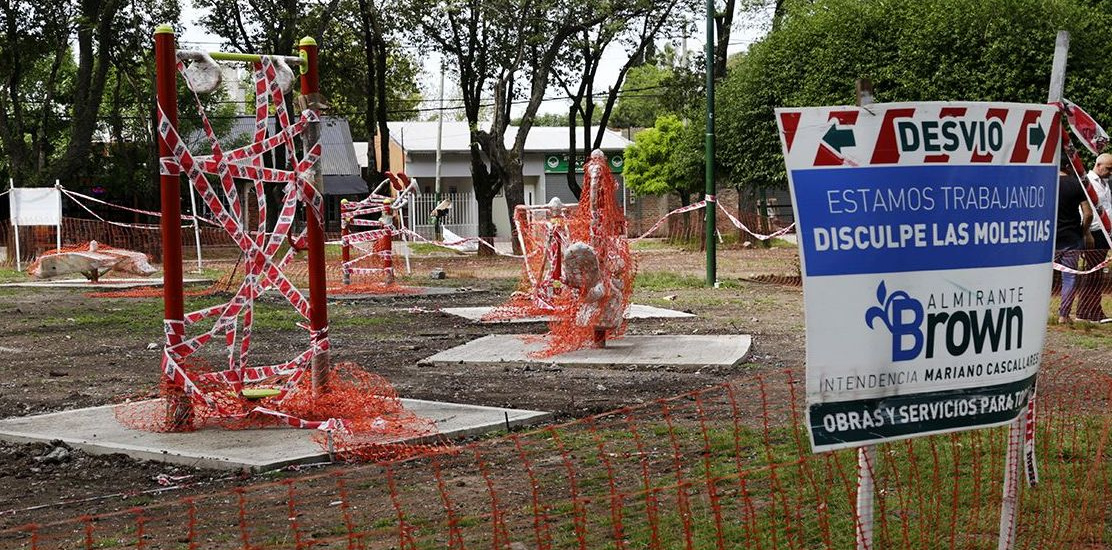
<box><xmin>177</xmin><ymin>1</ymin><xmax>772</xmax><ymax>119</ymax></box>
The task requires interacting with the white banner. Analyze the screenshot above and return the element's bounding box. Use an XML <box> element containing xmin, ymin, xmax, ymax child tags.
<box><xmin>10</xmin><ymin>187</ymin><xmax>62</xmax><ymax>226</ymax></box>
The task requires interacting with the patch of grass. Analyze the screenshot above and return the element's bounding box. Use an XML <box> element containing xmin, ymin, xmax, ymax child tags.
<box><xmin>47</xmin><ymin>299</ymin><xmax>175</xmax><ymax>332</ymax></box>
<box><xmin>766</xmin><ymin>237</ymin><xmax>797</xmax><ymax>249</ymax></box>
<box><xmin>331</xmin><ymin>309</ymin><xmax>392</xmax><ymax>327</ymax></box>
<box><xmin>630</xmin><ymin>239</ymin><xmax>675</xmax><ymax>252</ymax></box>
<box><xmin>635</xmin><ymin>271</ymin><xmax>705</xmax><ymax>291</ymax></box>
<box><xmin>407</xmin><ymin>243</ymin><xmax>465</xmax><ymax>255</ymax></box>
<box><xmin>1057</xmin><ymin>323</ymin><xmax>1112</xmax><ymax>349</ymax></box>
<box><xmin>0</xmin><ymin>267</ymin><xmax>27</xmax><ymax>283</ymax></box>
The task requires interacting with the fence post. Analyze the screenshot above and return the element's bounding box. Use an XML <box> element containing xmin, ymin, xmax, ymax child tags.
<box><xmin>11</xmin><ymin>178</ymin><xmax>20</xmax><ymax>271</ymax></box>
<box><xmin>54</xmin><ymin>180</ymin><xmax>62</xmax><ymax>251</ymax></box>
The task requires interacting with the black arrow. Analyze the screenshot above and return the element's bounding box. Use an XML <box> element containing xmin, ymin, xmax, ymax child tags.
<box><xmin>823</xmin><ymin>124</ymin><xmax>856</xmax><ymax>154</ymax></box>
<box><xmin>1028</xmin><ymin>123</ymin><xmax>1046</xmax><ymax>149</ymax></box>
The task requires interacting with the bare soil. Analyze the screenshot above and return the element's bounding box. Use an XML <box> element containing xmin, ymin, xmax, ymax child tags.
<box><xmin>0</xmin><ymin>244</ymin><xmax>1105</xmax><ymax>532</ymax></box>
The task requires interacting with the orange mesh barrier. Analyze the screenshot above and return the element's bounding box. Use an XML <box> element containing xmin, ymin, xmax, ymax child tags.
<box><xmin>542</xmin><ymin>152</ymin><xmax>635</xmax><ymax>355</ymax></box>
<box><xmin>487</xmin><ymin>152</ymin><xmax>636</xmax><ymax>356</ymax></box>
<box><xmin>83</xmin><ymin>255</ymin><xmax>423</xmax><ymax>299</ymax></box>
<box><xmin>484</xmin><ymin>200</ymin><xmax>576</xmax><ymax>321</ymax></box>
<box><xmin>3</xmin><ymin>356</ymin><xmax>1108</xmax><ymax>549</ymax></box>
<box><xmin>115</xmin><ymin>361</ymin><xmax>437</xmax><ymax>453</ymax></box>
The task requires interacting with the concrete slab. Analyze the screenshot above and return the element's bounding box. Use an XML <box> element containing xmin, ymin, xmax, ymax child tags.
<box><xmin>330</xmin><ymin>287</ymin><xmax>484</xmax><ymax>301</ymax></box>
<box><xmin>441</xmin><ymin>304</ymin><xmax>696</xmax><ymax>324</ymax></box>
<box><xmin>0</xmin><ymin>278</ymin><xmax>210</xmax><ymax>289</ymax></box>
<box><xmin>420</xmin><ymin>334</ymin><xmax>751</xmax><ymax>370</ymax></box>
<box><xmin>0</xmin><ymin>399</ymin><xmax>550</xmax><ymax>471</ymax></box>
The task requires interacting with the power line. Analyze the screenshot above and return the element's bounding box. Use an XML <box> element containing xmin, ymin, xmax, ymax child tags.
<box><xmin>170</xmin><ymin>82</ymin><xmax>685</xmax><ymax>116</ymax></box>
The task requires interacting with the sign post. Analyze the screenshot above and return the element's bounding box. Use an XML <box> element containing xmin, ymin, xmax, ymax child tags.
<box><xmin>777</xmin><ymin>100</ymin><xmax>1060</xmax><ymax>542</ymax></box>
<box><xmin>852</xmin><ymin>80</ymin><xmax>877</xmax><ymax>550</ymax></box>
<box><xmin>9</xmin><ymin>178</ymin><xmax>19</xmax><ymax>271</ymax></box>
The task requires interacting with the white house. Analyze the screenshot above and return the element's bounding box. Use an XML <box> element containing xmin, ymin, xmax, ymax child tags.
<box><xmin>355</xmin><ymin>121</ymin><xmax>631</xmax><ymax>241</ymax></box>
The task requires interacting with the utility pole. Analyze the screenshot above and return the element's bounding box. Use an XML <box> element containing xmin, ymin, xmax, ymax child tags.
<box><xmin>434</xmin><ymin>59</ymin><xmax>445</xmax><ymax>241</ymax></box>
<box><xmin>704</xmin><ymin>0</ymin><xmax>717</xmax><ymax>286</ymax></box>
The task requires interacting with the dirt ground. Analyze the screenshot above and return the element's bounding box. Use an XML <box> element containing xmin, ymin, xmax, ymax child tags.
<box><xmin>0</xmin><ymin>244</ymin><xmax>1106</xmax><ymax>531</ymax></box>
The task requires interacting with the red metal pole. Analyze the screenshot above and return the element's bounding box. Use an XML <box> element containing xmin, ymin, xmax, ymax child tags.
<box><xmin>299</xmin><ymin>37</ymin><xmax>331</xmax><ymax>396</ymax></box>
<box><xmin>381</xmin><ymin>201</ymin><xmax>395</xmax><ymax>285</ymax></box>
<box><xmin>154</xmin><ymin>24</ymin><xmax>192</xmax><ymax>429</ymax></box>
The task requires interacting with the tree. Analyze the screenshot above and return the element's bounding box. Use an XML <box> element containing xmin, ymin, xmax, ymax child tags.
<box><xmin>411</xmin><ymin>0</ymin><xmax>667</xmax><ymax>253</ymax></box>
<box><xmin>609</xmin><ymin>45</ymin><xmax>701</xmax><ymax>129</ymax></box>
<box><xmin>403</xmin><ymin>0</ymin><xmax>507</xmax><ymax>254</ymax></box>
<box><xmin>478</xmin><ymin>0</ymin><xmax>633</xmax><ymax>254</ymax></box>
<box><xmin>717</xmin><ymin>0</ymin><xmax>1112</xmax><ymax>197</ymax></box>
<box><xmin>553</xmin><ymin>0</ymin><xmax>695</xmax><ymax>198</ymax></box>
<box><xmin>624</xmin><ymin>114</ymin><xmax>703</xmax><ymax>204</ymax></box>
<box><xmin>0</xmin><ymin>0</ymin><xmax>183</xmax><ymax>188</ymax></box>
<box><xmin>0</xmin><ymin>1</ymin><xmax>73</xmax><ymax>186</ymax></box>
<box><xmin>307</xmin><ymin>1</ymin><xmax>421</xmax><ymax>138</ymax></box>
<box><xmin>712</xmin><ymin>0</ymin><xmax>736</xmax><ymax>79</ymax></box>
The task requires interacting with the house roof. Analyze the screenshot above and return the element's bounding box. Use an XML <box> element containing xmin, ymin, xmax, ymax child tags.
<box><xmin>384</xmin><ymin>121</ymin><xmax>632</xmax><ymax>154</ymax></box>
<box><xmin>215</xmin><ymin>116</ymin><xmax>367</xmax><ymax>195</ymax></box>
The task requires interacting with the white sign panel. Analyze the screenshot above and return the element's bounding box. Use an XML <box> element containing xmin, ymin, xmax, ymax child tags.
<box><xmin>776</xmin><ymin>102</ymin><xmax>1059</xmax><ymax>452</ymax></box>
<box><xmin>10</xmin><ymin>187</ymin><xmax>62</xmax><ymax>226</ymax></box>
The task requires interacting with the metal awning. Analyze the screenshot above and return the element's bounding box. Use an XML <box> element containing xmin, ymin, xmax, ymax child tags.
<box><xmin>323</xmin><ymin>174</ymin><xmax>368</xmax><ymax>196</ymax></box>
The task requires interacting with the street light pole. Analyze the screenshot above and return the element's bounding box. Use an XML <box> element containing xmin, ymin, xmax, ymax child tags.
<box><xmin>704</xmin><ymin>0</ymin><xmax>717</xmax><ymax>286</ymax></box>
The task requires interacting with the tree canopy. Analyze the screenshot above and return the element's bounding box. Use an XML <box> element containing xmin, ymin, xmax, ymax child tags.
<box><xmin>609</xmin><ymin>46</ymin><xmax>702</xmax><ymax>129</ymax></box>
<box><xmin>623</xmin><ymin>114</ymin><xmax>703</xmax><ymax>203</ymax></box>
<box><xmin>717</xmin><ymin>0</ymin><xmax>1112</xmax><ymax>195</ymax></box>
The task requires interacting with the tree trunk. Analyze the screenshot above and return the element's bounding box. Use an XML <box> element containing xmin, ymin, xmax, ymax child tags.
<box><xmin>502</xmin><ymin>155</ymin><xmax>526</xmax><ymax>255</ymax></box>
<box><xmin>370</xmin><ymin>8</ymin><xmax>390</xmax><ymax>173</ymax></box>
<box><xmin>566</xmin><ymin>106</ymin><xmax>580</xmax><ymax>199</ymax></box>
<box><xmin>357</xmin><ymin>0</ymin><xmax>380</xmax><ymax>180</ymax></box>
<box><xmin>676</xmin><ymin>191</ymin><xmax>691</xmax><ymax>242</ymax></box>
<box><xmin>469</xmin><ymin>131</ymin><xmax>499</xmax><ymax>256</ymax></box>
<box><xmin>713</xmin><ymin>0</ymin><xmax>736</xmax><ymax>79</ymax></box>
<box><xmin>0</xmin><ymin>5</ymin><xmax>31</xmax><ymax>185</ymax></box>
<box><xmin>53</xmin><ymin>0</ymin><xmax>120</xmax><ymax>184</ymax></box>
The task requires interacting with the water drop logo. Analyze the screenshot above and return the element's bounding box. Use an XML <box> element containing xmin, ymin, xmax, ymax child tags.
<box><xmin>865</xmin><ymin>281</ymin><xmax>924</xmax><ymax>361</ymax></box>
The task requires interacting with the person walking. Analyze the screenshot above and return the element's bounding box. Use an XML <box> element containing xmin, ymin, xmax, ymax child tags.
<box><xmin>1077</xmin><ymin>154</ymin><xmax>1112</xmax><ymax>321</ymax></box>
<box><xmin>1055</xmin><ymin>159</ymin><xmax>1094</xmax><ymax>324</ymax></box>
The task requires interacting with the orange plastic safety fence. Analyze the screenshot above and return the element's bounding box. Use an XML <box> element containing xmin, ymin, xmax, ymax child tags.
<box><xmin>484</xmin><ymin>202</ymin><xmax>576</xmax><ymax>322</ymax></box>
<box><xmin>115</xmin><ymin>360</ymin><xmax>437</xmax><ymax>445</ymax></box>
<box><xmin>3</xmin><ymin>356</ymin><xmax>1108</xmax><ymax>549</ymax></box>
<box><xmin>542</xmin><ymin>152</ymin><xmax>635</xmax><ymax>356</ymax></box>
<box><xmin>1053</xmin><ymin>248</ymin><xmax>1112</xmax><ymax>324</ymax></box>
<box><xmin>82</xmin><ymin>252</ymin><xmax>421</xmax><ymax>299</ymax></box>
<box><xmin>487</xmin><ymin>152</ymin><xmax>636</xmax><ymax>356</ymax></box>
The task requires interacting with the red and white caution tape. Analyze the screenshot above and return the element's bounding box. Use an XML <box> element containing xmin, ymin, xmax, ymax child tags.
<box><xmin>715</xmin><ymin>202</ymin><xmax>797</xmax><ymax>241</ymax></box>
<box><xmin>62</xmin><ymin>188</ymin><xmax>219</xmax><ymax>227</ymax></box>
<box><xmin>150</xmin><ymin>54</ymin><xmax>336</xmax><ymax>431</ymax></box>
<box><xmin>631</xmin><ymin>200</ymin><xmax>710</xmax><ymax>241</ymax></box>
<box><xmin>1051</xmin><ymin>257</ymin><xmax>1111</xmax><ymax>275</ymax></box>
